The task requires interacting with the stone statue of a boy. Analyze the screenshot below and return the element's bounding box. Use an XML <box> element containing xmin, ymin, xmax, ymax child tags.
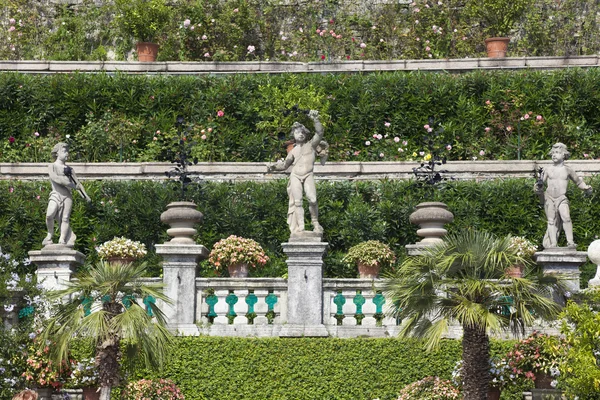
<box><xmin>535</xmin><ymin>142</ymin><xmax>592</xmax><ymax>249</ymax></box>
<box><xmin>268</xmin><ymin>110</ymin><xmax>328</xmax><ymax>237</ymax></box>
<box><xmin>42</xmin><ymin>142</ymin><xmax>91</xmax><ymax>247</ymax></box>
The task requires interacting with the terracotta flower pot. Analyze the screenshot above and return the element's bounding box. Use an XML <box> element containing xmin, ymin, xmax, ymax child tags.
<box><xmin>136</xmin><ymin>42</ymin><xmax>159</xmax><ymax>62</ymax></box>
<box><xmin>485</xmin><ymin>37</ymin><xmax>510</xmax><ymax>58</ymax></box>
<box><xmin>358</xmin><ymin>262</ymin><xmax>380</xmax><ymax>279</ymax></box>
<box><xmin>228</xmin><ymin>263</ymin><xmax>249</xmax><ymax>278</ymax></box>
<box><xmin>106</xmin><ymin>256</ymin><xmax>137</xmax><ymax>264</ymax></box>
<box><xmin>505</xmin><ymin>264</ymin><xmax>524</xmax><ymax>278</ymax></box>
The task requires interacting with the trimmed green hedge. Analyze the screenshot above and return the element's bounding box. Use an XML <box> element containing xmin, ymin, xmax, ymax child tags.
<box><xmin>122</xmin><ymin>337</ymin><xmax>526</xmax><ymax>400</ymax></box>
<box><xmin>2</xmin><ymin>177</ymin><xmax>597</xmax><ymax>284</ymax></box>
<box><xmin>2</xmin><ymin>69</ymin><xmax>600</xmax><ymax>163</ymax></box>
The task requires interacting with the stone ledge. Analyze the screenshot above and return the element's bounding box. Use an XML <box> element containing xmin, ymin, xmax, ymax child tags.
<box><xmin>0</xmin><ymin>56</ymin><xmax>598</xmax><ymax>74</ymax></box>
<box><xmin>2</xmin><ymin>160</ymin><xmax>599</xmax><ymax>181</ymax></box>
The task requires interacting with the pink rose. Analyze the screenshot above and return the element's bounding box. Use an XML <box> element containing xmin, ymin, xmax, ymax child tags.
<box><xmin>217</xmin><ymin>110</ymin><xmax>224</xmax><ymax>117</ymax></box>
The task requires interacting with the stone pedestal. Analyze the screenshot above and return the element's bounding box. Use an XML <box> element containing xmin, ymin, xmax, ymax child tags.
<box><xmin>586</xmin><ymin>240</ymin><xmax>600</xmax><ymax>288</ymax></box>
<box><xmin>534</xmin><ymin>248</ymin><xmax>587</xmax><ymax>293</ymax></box>
<box><xmin>156</xmin><ymin>244</ymin><xmax>208</xmax><ymax>335</ymax></box>
<box><xmin>29</xmin><ymin>245</ymin><xmax>85</xmax><ymax>291</ymax></box>
<box><xmin>279</xmin><ymin>240</ymin><xmax>329</xmax><ymax>337</ymax></box>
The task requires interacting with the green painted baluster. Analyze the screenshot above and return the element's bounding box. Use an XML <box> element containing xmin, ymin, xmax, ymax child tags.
<box><xmin>81</xmin><ymin>296</ymin><xmax>93</xmax><ymax>316</ymax></box>
<box><xmin>265</xmin><ymin>291</ymin><xmax>278</xmax><ymax>324</ymax></box>
<box><xmin>143</xmin><ymin>295</ymin><xmax>156</xmax><ymax>317</ymax></box>
<box><xmin>205</xmin><ymin>291</ymin><xmax>218</xmax><ymax>324</ymax></box>
<box><xmin>353</xmin><ymin>290</ymin><xmax>366</xmax><ymax>325</ymax></box>
<box><xmin>373</xmin><ymin>291</ymin><xmax>386</xmax><ymax>327</ymax></box>
<box><xmin>245</xmin><ymin>290</ymin><xmax>258</xmax><ymax>324</ymax></box>
<box><xmin>122</xmin><ymin>295</ymin><xmax>135</xmax><ymax>309</ymax></box>
<box><xmin>333</xmin><ymin>291</ymin><xmax>346</xmax><ymax>326</ymax></box>
<box><xmin>226</xmin><ymin>290</ymin><xmax>238</xmax><ymax>324</ymax></box>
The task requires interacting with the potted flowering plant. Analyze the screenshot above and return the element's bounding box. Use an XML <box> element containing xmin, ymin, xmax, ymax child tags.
<box><xmin>465</xmin><ymin>0</ymin><xmax>527</xmax><ymax>57</ymax></box>
<box><xmin>114</xmin><ymin>0</ymin><xmax>173</xmax><ymax>61</ymax></box>
<box><xmin>397</xmin><ymin>376</ymin><xmax>461</xmax><ymax>400</ymax></box>
<box><xmin>208</xmin><ymin>235</ymin><xmax>269</xmax><ymax>278</ymax></box>
<box><xmin>342</xmin><ymin>240</ymin><xmax>396</xmax><ymax>279</ymax></box>
<box><xmin>67</xmin><ymin>357</ymin><xmax>99</xmax><ymax>399</ymax></box>
<box><xmin>506</xmin><ymin>236</ymin><xmax>537</xmax><ymax>277</ymax></box>
<box><xmin>122</xmin><ymin>378</ymin><xmax>184</xmax><ymax>400</ymax></box>
<box><xmin>505</xmin><ymin>331</ymin><xmax>567</xmax><ymax>389</ymax></box>
<box><xmin>22</xmin><ymin>339</ymin><xmax>70</xmax><ymax>395</ymax></box>
<box><xmin>96</xmin><ymin>237</ymin><xmax>147</xmax><ymax>263</ymax></box>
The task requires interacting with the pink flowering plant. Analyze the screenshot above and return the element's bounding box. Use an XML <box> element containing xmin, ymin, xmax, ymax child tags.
<box><xmin>122</xmin><ymin>378</ymin><xmax>184</xmax><ymax>400</ymax></box>
<box><xmin>22</xmin><ymin>339</ymin><xmax>70</xmax><ymax>390</ymax></box>
<box><xmin>397</xmin><ymin>376</ymin><xmax>461</xmax><ymax>400</ymax></box>
<box><xmin>505</xmin><ymin>331</ymin><xmax>567</xmax><ymax>383</ymax></box>
<box><xmin>208</xmin><ymin>235</ymin><xmax>269</xmax><ymax>270</ymax></box>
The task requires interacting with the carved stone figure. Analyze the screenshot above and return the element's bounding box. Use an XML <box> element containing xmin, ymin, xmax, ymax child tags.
<box><xmin>534</xmin><ymin>143</ymin><xmax>592</xmax><ymax>249</ymax></box>
<box><xmin>268</xmin><ymin>110</ymin><xmax>328</xmax><ymax>238</ymax></box>
<box><xmin>42</xmin><ymin>142</ymin><xmax>91</xmax><ymax>247</ymax></box>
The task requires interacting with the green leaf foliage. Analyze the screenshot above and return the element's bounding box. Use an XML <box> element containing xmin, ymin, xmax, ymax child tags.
<box><xmin>2</xmin><ymin>176</ymin><xmax>599</xmax><ymax>282</ymax></box>
<box><xmin>4</xmin><ymin>69</ymin><xmax>600</xmax><ymax>162</ymax></box>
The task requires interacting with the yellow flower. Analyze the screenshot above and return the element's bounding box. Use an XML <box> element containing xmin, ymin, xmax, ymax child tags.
<box><xmin>424</xmin><ymin>153</ymin><xmax>432</xmax><ymax>161</ymax></box>
<box><xmin>412</xmin><ymin>152</ymin><xmax>417</xmax><ymax>157</ymax></box>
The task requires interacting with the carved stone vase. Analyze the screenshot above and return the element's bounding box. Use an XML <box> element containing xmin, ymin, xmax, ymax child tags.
<box><xmin>409</xmin><ymin>202</ymin><xmax>454</xmax><ymax>245</ymax></box>
<box><xmin>228</xmin><ymin>262</ymin><xmax>249</xmax><ymax>278</ymax></box>
<box><xmin>160</xmin><ymin>202</ymin><xmax>203</xmax><ymax>244</ymax></box>
<box><xmin>136</xmin><ymin>42</ymin><xmax>159</xmax><ymax>62</ymax></box>
<box><xmin>357</xmin><ymin>262</ymin><xmax>380</xmax><ymax>279</ymax></box>
<box><xmin>485</xmin><ymin>37</ymin><xmax>510</xmax><ymax>58</ymax></box>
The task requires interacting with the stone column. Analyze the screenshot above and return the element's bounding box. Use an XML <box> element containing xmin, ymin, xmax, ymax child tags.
<box><xmin>29</xmin><ymin>245</ymin><xmax>85</xmax><ymax>291</ymax></box>
<box><xmin>156</xmin><ymin>244</ymin><xmax>208</xmax><ymax>335</ymax></box>
<box><xmin>534</xmin><ymin>248</ymin><xmax>587</xmax><ymax>294</ymax></box>
<box><xmin>279</xmin><ymin>240</ymin><xmax>329</xmax><ymax>337</ymax></box>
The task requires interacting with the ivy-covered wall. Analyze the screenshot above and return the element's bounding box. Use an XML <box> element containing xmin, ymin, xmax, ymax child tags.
<box><xmin>2</xmin><ymin>69</ymin><xmax>600</xmax><ymax>163</ymax></box>
<box><xmin>2</xmin><ymin>177</ymin><xmax>597</xmax><ymax>283</ymax></box>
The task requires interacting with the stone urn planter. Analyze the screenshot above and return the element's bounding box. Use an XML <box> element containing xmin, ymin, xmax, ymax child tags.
<box><xmin>228</xmin><ymin>262</ymin><xmax>249</xmax><ymax>278</ymax></box>
<box><xmin>485</xmin><ymin>37</ymin><xmax>510</xmax><ymax>58</ymax></box>
<box><xmin>106</xmin><ymin>256</ymin><xmax>137</xmax><ymax>264</ymax></box>
<box><xmin>160</xmin><ymin>201</ymin><xmax>203</xmax><ymax>244</ymax></box>
<box><xmin>34</xmin><ymin>388</ymin><xmax>53</xmax><ymax>400</ymax></box>
<box><xmin>409</xmin><ymin>202</ymin><xmax>454</xmax><ymax>245</ymax></box>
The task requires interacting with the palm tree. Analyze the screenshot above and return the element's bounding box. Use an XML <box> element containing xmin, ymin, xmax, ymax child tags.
<box><xmin>384</xmin><ymin>230</ymin><xmax>565</xmax><ymax>400</ymax></box>
<box><xmin>40</xmin><ymin>261</ymin><xmax>174</xmax><ymax>400</ymax></box>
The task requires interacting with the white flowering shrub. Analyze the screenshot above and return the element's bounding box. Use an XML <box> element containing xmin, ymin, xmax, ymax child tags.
<box><xmin>96</xmin><ymin>237</ymin><xmax>147</xmax><ymax>259</ymax></box>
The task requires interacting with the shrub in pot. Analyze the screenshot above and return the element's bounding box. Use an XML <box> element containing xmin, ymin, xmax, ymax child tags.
<box><xmin>342</xmin><ymin>240</ymin><xmax>396</xmax><ymax>279</ymax></box>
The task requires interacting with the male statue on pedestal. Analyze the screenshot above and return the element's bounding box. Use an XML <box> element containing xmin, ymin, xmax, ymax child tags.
<box><xmin>42</xmin><ymin>142</ymin><xmax>91</xmax><ymax>247</ymax></box>
<box><xmin>268</xmin><ymin>110</ymin><xmax>328</xmax><ymax>238</ymax></box>
<box><xmin>535</xmin><ymin>143</ymin><xmax>592</xmax><ymax>249</ymax></box>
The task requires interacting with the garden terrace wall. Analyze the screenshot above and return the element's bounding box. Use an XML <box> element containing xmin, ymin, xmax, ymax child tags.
<box><xmin>1</xmin><ymin>57</ymin><xmax>600</xmax><ymax>74</ymax></box>
<box><xmin>2</xmin><ymin>159</ymin><xmax>600</xmax><ymax>181</ymax></box>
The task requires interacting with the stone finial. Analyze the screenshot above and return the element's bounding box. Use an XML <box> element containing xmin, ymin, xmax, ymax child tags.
<box><xmin>587</xmin><ymin>240</ymin><xmax>600</xmax><ymax>287</ymax></box>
